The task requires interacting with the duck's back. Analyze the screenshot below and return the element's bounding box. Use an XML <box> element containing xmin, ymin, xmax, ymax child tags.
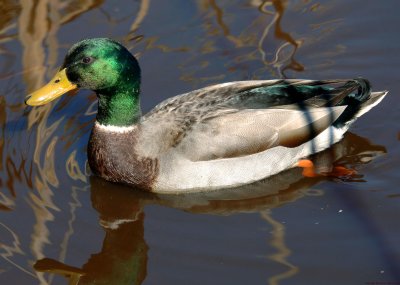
<box><xmin>142</xmin><ymin>79</ymin><xmax>380</xmax><ymax>158</ymax></box>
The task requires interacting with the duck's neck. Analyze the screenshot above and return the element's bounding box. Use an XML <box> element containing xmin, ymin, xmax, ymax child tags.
<box><xmin>96</xmin><ymin>80</ymin><xmax>141</xmax><ymax>127</ymax></box>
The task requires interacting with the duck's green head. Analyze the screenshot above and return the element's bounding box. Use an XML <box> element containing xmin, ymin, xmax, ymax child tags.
<box><xmin>62</xmin><ymin>38</ymin><xmax>140</xmax><ymax>91</ymax></box>
<box><xmin>26</xmin><ymin>38</ymin><xmax>142</xmax><ymax>126</ymax></box>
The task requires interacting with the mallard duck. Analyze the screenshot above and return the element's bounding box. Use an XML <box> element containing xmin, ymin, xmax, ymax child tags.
<box><xmin>25</xmin><ymin>38</ymin><xmax>387</xmax><ymax>193</ymax></box>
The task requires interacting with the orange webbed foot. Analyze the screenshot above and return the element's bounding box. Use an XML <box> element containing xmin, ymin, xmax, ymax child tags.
<box><xmin>327</xmin><ymin>166</ymin><xmax>357</xmax><ymax>178</ymax></box>
<box><xmin>296</xmin><ymin>159</ymin><xmax>318</xmax><ymax>177</ymax></box>
<box><xmin>296</xmin><ymin>159</ymin><xmax>358</xmax><ymax>179</ymax></box>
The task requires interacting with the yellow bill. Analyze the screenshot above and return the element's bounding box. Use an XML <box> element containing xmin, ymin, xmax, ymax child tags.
<box><xmin>25</xmin><ymin>68</ymin><xmax>78</xmax><ymax>106</ymax></box>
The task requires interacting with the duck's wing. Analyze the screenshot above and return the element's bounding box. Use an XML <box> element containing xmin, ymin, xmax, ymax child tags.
<box><xmin>173</xmin><ymin>106</ymin><xmax>346</xmax><ymax>161</ymax></box>
<box><xmin>143</xmin><ymin>79</ymin><xmax>371</xmax><ymax>160</ymax></box>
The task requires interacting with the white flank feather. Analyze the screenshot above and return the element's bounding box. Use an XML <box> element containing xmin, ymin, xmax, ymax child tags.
<box><xmin>154</xmin><ymin>91</ymin><xmax>387</xmax><ymax>193</ymax></box>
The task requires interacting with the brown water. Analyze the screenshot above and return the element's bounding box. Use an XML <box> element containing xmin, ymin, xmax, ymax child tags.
<box><xmin>0</xmin><ymin>1</ymin><xmax>399</xmax><ymax>284</ymax></box>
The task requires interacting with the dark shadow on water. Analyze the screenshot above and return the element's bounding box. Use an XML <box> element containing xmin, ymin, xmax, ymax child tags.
<box><xmin>32</xmin><ymin>132</ymin><xmax>386</xmax><ymax>284</ymax></box>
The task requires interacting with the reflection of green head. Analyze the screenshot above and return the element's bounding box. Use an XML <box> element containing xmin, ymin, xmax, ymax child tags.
<box><xmin>62</xmin><ymin>38</ymin><xmax>142</xmax><ymax>126</ymax></box>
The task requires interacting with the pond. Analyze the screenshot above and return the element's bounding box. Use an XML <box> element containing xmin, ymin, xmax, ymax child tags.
<box><xmin>0</xmin><ymin>0</ymin><xmax>399</xmax><ymax>284</ymax></box>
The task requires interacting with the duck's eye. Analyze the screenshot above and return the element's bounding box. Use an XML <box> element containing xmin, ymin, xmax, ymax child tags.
<box><xmin>82</xmin><ymin>56</ymin><xmax>94</xmax><ymax>64</ymax></box>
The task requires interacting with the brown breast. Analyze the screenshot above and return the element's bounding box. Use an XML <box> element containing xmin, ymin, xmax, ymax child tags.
<box><xmin>87</xmin><ymin>125</ymin><xmax>159</xmax><ymax>191</ymax></box>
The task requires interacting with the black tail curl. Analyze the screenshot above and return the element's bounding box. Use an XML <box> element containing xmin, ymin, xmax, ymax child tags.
<box><xmin>333</xmin><ymin>78</ymin><xmax>372</xmax><ymax>127</ymax></box>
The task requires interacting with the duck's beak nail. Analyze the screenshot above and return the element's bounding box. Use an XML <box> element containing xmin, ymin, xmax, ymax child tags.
<box><xmin>24</xmin><ymin>95</ymin><xmax>31</xmax><ymax>105</ymax></box>
<box><xmin>25</xmin><ymin>68</ymin><xmax>78</xmax><ymax>106</ymax></box>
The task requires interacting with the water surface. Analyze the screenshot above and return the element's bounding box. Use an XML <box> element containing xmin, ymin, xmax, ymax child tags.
<box><xmin>0</xmin><ymin>1</ymin><xmax>399</xmax><ymax>284</ymax></box>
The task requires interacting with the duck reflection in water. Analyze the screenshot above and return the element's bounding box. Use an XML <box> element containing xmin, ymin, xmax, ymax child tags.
<box><xmin>34</xmin><ymin>177</ymin><xmax>149</xmax><ymax>285</ymax></box>
<box><xmin>32</xmin><ymin>132</ymin><xmax>385</xmax><ymax>284</ymax></box>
